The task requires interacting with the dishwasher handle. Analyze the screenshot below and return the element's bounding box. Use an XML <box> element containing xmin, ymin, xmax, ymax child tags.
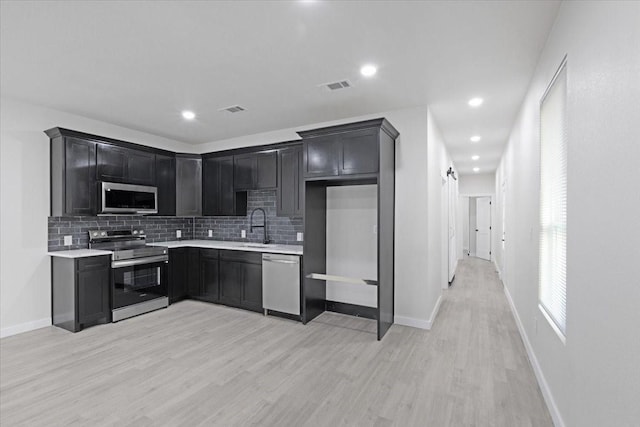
<box><xmin>263</xmin><ymin>258</ymin><xmax>299</xmax><ymax>265</ymax></box>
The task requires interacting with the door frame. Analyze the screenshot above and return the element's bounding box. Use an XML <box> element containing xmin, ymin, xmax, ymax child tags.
<box><xmin>459</xmin><ymin>192</ymin><xmax>494</xmax><ymax>262</ymax></box>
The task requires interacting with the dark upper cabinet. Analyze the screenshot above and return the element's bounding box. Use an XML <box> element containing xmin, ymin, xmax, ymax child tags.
<box><xmin>304</xmin><ymin>135</ymin><xmax>339</xmax><ymax>177</ymax></box>
<box><xmin>200</xmin><ymin>249</ymin><xmax>220</xmax><ymax>303</ymax></box>
<box><xmin>203</xmin><ymin>155</ymin><xmax>247</xmax><ymax>216</ymax></box>
<box><xmin>176</xmin><ymin>156</ymin><xmax>202</xmax><ymax>216</ymax></box>
<box><xmin>168</xmin><ymin>248</ymin><xmax>189</xmax><ymax>304</ymax></box>
<box><xmin>339</xmin><ymin>128</ymin><xmax>379</xmax><ymax>175</ymax></box>
<box><xmin>277</xmin><ymin>145</ymin><xmax>303</xmax><ymax>217</ymax></box>
<box><xmin>156</xmin><ymin>154</ymin><xmax>176</xmax><ymax>216</ymax></box>
<box><xmin>52</xmin><ymin>255</ymin><xmax>110</xmax><ymax>333</ymax></box>
<box><xmin>54</xmin><ymin>136</ymin><xmax>97</xmax><ymax>216</ymax></box>
<box><xmin>97</xmin><ymin>144</ymin><xmax>156</xmax><ymax>186</ymax></box>
<box><xmin>234</xmin><ymin>151</ymin><xmax>278</xmax><ymax>190</ymax></box>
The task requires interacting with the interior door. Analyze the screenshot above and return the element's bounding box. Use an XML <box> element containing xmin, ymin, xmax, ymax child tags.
<box><xmin>475</xmin><ymin>197</ymin><xmax>491</xmax><ymax>260</ymax></box>
<box><xmin>448</xmin><ymin>176</ymin><xmax>457</xmax><ymax>281</ymax></box>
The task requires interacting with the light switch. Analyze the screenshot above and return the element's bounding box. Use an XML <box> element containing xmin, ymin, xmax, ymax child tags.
<box><xmin>208</xmin><ymin>230</ymin><xmax>213</xmax><ymax>237</ymax></box>
<box><xmin>176</xmin><ymin>230</ymin><xmax>182</xmax><ymax>239</ymax></box>
<box><xmin>64</xmin><ymin>235</ymin><xmax>73</xmax><ymax>246</ymax></box>
<box><xmin>297</xmin><ymin>232</ymin><xmax>303</xmax><ymax>242</ymax></box>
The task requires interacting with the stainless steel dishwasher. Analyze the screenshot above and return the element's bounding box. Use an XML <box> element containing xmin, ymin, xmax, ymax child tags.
<box><xmin>262</xmin><ymin>253</ymin><xmax>300</xmax><ymax>316</ymax></box>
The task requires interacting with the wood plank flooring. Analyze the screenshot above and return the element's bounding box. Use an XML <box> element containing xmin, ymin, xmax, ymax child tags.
<box><xmin>1</xmin><ymin>258</ymin><xmax>552</xmax><ymax>426</ymax></box>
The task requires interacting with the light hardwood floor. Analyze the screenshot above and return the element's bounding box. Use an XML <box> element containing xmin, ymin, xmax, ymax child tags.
<box><xmin>1</xmin><ymin>258</ymin><xmax>552</xmax><ymax>426</ymax></box>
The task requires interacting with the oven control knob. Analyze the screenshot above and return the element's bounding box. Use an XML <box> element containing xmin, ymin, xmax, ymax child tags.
<box><xmin>133</xmin><ymin>230</ymin><xmax>138</xmax><ymax>235</ymax></box>
<box><xmin>140</xmin><ymin>230</ymin><xmax>145</xmax><ymax>235</ymax></box>
<box><xmin>100</xmin><ymin>231</ymin><xmax>106</xmax><ymax>236</ymax></box>
<box><xmin>92</xmin><ymin>232</ymin><xmax>98</xmax><ymax>237</ymax></box>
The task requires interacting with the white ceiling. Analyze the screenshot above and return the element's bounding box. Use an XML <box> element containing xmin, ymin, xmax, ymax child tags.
<box><xmin>0</xmin><ymin>1</ymin><xmax>559</xmax><ymax>174</ymax></box>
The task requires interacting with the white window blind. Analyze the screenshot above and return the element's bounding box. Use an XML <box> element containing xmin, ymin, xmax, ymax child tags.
<box><xmin>539</xmin><ymin>58</ymin><xmax>568</xmax><ymax>340</ymax></box>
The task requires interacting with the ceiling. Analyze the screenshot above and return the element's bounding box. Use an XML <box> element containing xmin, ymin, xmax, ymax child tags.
<box><xmin>0</xmin><ymin>1</ymin><xmax>560</xmax><ymax>175</ymax></box>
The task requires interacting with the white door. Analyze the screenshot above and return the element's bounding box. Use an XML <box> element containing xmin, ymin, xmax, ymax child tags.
<box><xmin>475</xmin><ymin>197</ymin><xmax>491</xmax><ymax>260</ymax></box>
<box><xmin>448</xmin><ymin>176</ymin><xmax>457</xmax><ymax>281</ymax></box>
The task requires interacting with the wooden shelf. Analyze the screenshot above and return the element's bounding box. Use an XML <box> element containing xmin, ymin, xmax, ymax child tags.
<box><xmin>307</xmin><ymin>273</ymin><xmax>378</xmax><ymax>287</ymax></box>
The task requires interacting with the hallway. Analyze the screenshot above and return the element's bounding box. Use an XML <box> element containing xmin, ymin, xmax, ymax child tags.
<box><xmin>1</xmin><ymin>258</ymin><xmax>552</xmax><ymax>426</ymax></box>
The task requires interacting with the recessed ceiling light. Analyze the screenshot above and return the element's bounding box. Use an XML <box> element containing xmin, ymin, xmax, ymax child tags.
<box><xmin>181</xmin><ymin>110</ymin><xmax>196</xmax><ymax>120</ymax></box>
<box><xmin>473</xmin><ymin>167</ymin><xmax>480</xmax><ymax>172</ymax></box>
<box><xmin>472</xmin><ymin>155</ymin><xmax>479</xmax><ymax>161</ymax></box>
<box><xmin>468</xmin><ymin>97</ymin><xmax>484</xmax><ymax>107</ymax></box>
<box><xmin>360</xmin><ymin>64</ymin><xmax>377</xmax><ymax>77</ymax></box>
<box><xmin>470</xmin><ymin>135</ymin><xmax>481</xmax><ymax>142</ymax></box>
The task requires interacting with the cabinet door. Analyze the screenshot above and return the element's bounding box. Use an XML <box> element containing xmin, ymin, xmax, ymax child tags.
<box><xmin>219</xmin><ymin>156</ymin><xmax>237</xmax><ymax>215</ymax></box>
<box><xmin>156</xmin><ymin>154</ymin><xmax>176</xmax><ymax>216</ymax></box>
<box><xmin>234</xmin><ymin>154</ymin><xmax>255</xmax><ymax>190</ymax></box>
<box><xmin>219</xmin><ymin>259</ymin><xmax>243</xmax><ymax>306</ymax></box>
<box><xmin>277</xmin><ymin>146</ymin><xmax>303</xmax><ymax>216</ymax></box>
<box><xmin>127</xmin><ymin>150</ymin><xmax>156</xmax><ymax>185</ymax></box>
<box><xmin>187</xmin><ymin>248</ymin><xmax>201</xmax><ymax>297</ymax></box>
<box><xmin>77</xmin><ymin>267</ymin><xmax>110</xmax><ymax>324</ymax></box>
<box><xmin>202</xmin><ymin>156</ymin><xmax>221</xmax><ymax>215</ymax></box>
<box><xmin>256</xmin><ymin>151</ymin><xmax>277</xmax><ymax>189</ymax></box>
<box><xmin>97</xmin><ymin>144</ymin><xmax>127</xmax><ymax>182</ymax></box>
<box><xmin>339</xmin><ymin>128</ymin><xmax>379</xmax><ymax>175</ymax></box>
<box><xmin>176</xmin><ymin>157</ymin><xmax>202</xmax><ymax>216</ymax></box>
<box><xmin>200</xmin><ymin>249</ymin><xmax>219</xmax><ymax>302</ymax></box>
<box><xmin>241</xmin><ymin>261</ymin><xmax>263</xmax><ymax>312</ymax></box>
<box><xmin>304</xmin><ymin>135</ymin><xmax>339</xmax><ymax>177</ymax></box>
<box><xmin>65</xmin><ymin>137</ymin><xmax>97</xmax><ymax>215</ymax></box>
<box><xmin>168</xmin><ymin>248</ymin><xmax>188</xmax><ymax>303</ymax></box>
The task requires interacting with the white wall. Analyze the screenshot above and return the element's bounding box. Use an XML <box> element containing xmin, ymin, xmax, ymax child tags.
<box><xmin>0</xmin><ymin>97</ymin><xmax>192</xmax><ymax>337</ymax></box>
<box><xmin>458</xmin><ymin>173</ymin><xmax>495</xmax><ymax>195</ymax></box>
<box><xmin>326</xmin><ymin>185</ymin><xmax>377</xmax><ymax>307</ymax></box>
<box><xmin>493</xmin><ymin>2</ymin><xmax>640</xmax><ymax>426</ymax></box>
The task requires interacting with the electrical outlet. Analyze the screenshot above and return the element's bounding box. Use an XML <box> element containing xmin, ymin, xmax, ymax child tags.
<box><xmin>208</xmin><ymin>230</ymin><xmax>213</xmax><ymax>238</ymax></box>
<box><xmin>176</xmin><ymin>230</ymin><xmax>182</xmax><ymax>239</ymax></box>
<box><xmin>64</xmin><ymin>235</ymin><xmax>73</xmax><ymax>246</ymax></box>
<box><xmin>241</xmin><ymin>230</ymin><xmax>246</xmax><ymax>238</ymax></box>
<box><xmin>297</xmin><ymin>232</ymin><xmax>303</xmax><ymax>242</ymax></box>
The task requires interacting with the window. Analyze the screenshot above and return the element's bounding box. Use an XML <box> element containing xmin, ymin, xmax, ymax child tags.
<box><xmin>539</xmin><ymin>57</ymin><xmax>568</xmax><ymax>342</ymax></box>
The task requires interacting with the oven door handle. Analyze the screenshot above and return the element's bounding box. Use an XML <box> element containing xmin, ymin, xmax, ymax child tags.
<box><xmin>111</xmin><ymin>255</ymin><xmax>169</xmax><ymax>269</ymax></box>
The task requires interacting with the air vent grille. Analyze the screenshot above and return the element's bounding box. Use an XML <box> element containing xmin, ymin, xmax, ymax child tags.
<box><xmin>320</xmin><ymin>80</ymin><xmax>353</xmax><ymax>91</ymax></box>
<box><xmin>219</xmin><ymin>105</ymin><xmax>246</xmax><ymax>113</ymax></box>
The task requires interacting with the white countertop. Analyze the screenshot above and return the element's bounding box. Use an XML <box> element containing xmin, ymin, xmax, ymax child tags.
<box><xmin>48</xmin><ymin>249</ymin><xmax>113</xmax><ymax>258</ymax></box>
<box><xmin>148</xmin><ymin>240</ymin><xmax>303</xmax><ymax>255</ymax></box>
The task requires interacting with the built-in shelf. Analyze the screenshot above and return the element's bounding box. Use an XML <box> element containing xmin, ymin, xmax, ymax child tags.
<box><xmin>306</xmin><ymin>273</ymin><xmax>378</xmax><ymax>286</ymax></box>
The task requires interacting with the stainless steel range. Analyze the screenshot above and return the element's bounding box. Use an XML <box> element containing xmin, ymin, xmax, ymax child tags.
<box><xmin>89</xmin><ymin>229</ymin><xmax>168</xmax><ymax>322</ymax></box>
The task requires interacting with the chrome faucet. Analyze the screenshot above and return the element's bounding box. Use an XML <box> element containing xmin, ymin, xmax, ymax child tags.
<box><xmin>249</xmin><ymin>208</ymin><xmax>270</xmax><ymax>244</ymax></box>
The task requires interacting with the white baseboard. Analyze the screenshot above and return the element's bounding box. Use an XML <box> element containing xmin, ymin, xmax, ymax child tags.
<box><xmin>394</xmin><ymin>293</ymin><xmax>443</xmax><ymax>330</ymax></box>
<box><xmin>0</xmin><ymin>318</ymin><xmax>51</xmax><ymax>339</ymax></box>
<box><xmin>494</xmin><ymin>261</ymin><xmax>502</xmax><ymax>280</ymax></box>
<box><xmin>502</xmin><ymin>285</ymin><xmax>565</xmax><ymax>427</ymax></box>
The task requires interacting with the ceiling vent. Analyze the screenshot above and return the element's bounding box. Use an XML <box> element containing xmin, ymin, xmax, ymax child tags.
<box><xmin>319</xmin><ymin>79</ymin><xmax>353</xmax><ymax>91</ymax></box>
<box><xmin>219</xmin><ymin>105</ymin><xmax>246</xmax><ymax>113</ymax></box>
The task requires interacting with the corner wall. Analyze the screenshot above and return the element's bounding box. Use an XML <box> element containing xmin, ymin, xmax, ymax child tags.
<box><xmin>493</xmin><ymin>2</ymin><xmax>640</xmax><ymax>425</ymax></box>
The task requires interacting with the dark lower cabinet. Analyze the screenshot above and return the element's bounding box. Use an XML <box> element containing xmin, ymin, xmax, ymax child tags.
<box><xmin>200</xmin><ymin>249</ymin><xmax>220</xmax><ymax>303</ymax></box>
<box><xmin>168</xmin><ymin>248</ymin><xmax>262</xmax><ymax>313</ymax></box>
<box><xmin>52</xmin><ymin>255</ymin><xmax>111</xmax><ymax>332</ymax></box>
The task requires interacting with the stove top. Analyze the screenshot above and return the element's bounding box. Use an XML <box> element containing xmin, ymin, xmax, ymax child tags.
<box><xmin>88</xmin><ymin>229</ymin><xmax>167</xmax><ymax>260</ymax></box>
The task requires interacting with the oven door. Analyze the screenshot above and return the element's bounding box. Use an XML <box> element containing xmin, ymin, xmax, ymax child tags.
<box><xmin>112</xmin><ymin>257</ymin><xmax>168</xmax><ymax>309</ymax></box>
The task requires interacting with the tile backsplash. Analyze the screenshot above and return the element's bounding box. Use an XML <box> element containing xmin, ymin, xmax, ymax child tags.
<box><xmin>48</xmin><ymin>190</ymin><xmax>303</xmax><ymax>251</ymax></box>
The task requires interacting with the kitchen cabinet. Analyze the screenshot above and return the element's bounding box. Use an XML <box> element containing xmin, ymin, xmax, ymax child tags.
<box><xmin>233</xmin><ymin>151</ymin><xmax>278</xmax><ymax>190</ymax></box>
<box><xmin>219</xmin><ymin>250</ymin><xmax>263</xmax><ymax>312</ymax></box>
<box><xmin>199</xmin><ymin>249</ymin><xmax>220</xmax><ymax>303</ymax></box>
<box><xmin>187</xmin><ymin>247</ymin><xmax>201</xmax><ymax>297</ymax></box>
<box><xmin>302</xmin><ymin>127</ymin><xmax>380</xmax><ymax>178</ymax></box>
<box><xmin>277</xmin><ymin>145</ymin><xmax>303</xmax><ymax>217</ymax></box>
<box><xmin>52</xmin><ymin>255</ymin><xmax>110</xmax><ymax>332</ymax></box>
<box><xmin>97</xmin><ymin>143</ymin><xmax>156</xmax><ymax>186</ymax></box>
<box><xmin>203</xmin><ymin>155</ymin><xmax>247</xmax><ymax>216</ymax></box>
<box><xmin>49</xmin><ymin>135</ymin><xmax>98</xmax><ymax>216</ymax></box>
<box><xmin>168</xmin><ymin>248</ymin><xmax>189</xmax><ymax>303</ymax></box>
<box><xmin>176</xmin><ymin>155</ymin><xmax>202</xmax><ymax>216</ymax></box>
<box><xmin>156</xmin><ymin>154</ymin><xmax>176</xmax><ymax>216</ymax></box>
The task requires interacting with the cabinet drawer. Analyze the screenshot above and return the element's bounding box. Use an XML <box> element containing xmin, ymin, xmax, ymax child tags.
<box><xmin>77</xmin><ymin>256</ymin><xmax>110</xmax><ymax>271</ymax></box>
<box><xmin>219</xmin><ymin>250</ymin><xmax>262</xmax><ymax>264</ymax></box>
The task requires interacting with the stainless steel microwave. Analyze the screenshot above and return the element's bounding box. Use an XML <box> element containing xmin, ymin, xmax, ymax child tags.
<box><xmin>100</xmin><ymin>182</ymin><xmax>158</xmax><ymax>214</ymax></box>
